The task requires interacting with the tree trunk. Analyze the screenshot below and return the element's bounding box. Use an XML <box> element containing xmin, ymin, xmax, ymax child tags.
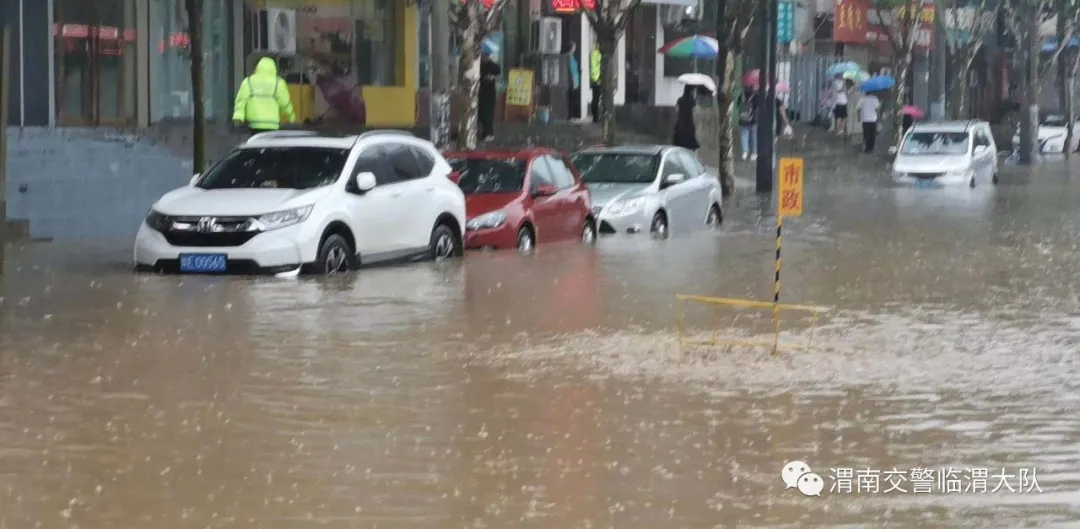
<box><xmin>1056</xmin><ymin>0</ymin><xmax>1068</xmax><ymax>112</ymax></box>
<box><xmin>185</xmin><ymin>0</ymin><xmax>205</xmax><ymax>172</ymax></box>
<box><xmin>432</xmin><ymin>92</ymin><xmax>452</xmax><ymax>150</ymax></box>
<box><xmin>598</xmin><ymin>37</ymin><xmax>618</xmax><ymax>144</ymax></box>
<box><xmin>1065</xmin><ymin>78</ymin><xmax>1075</xmax><ymax>158</ymax></box>
<box><xmin>455</xmin><ymin>19</ymin><xmax>481</xmax><ymax>150</ymax></box>
<box><xmin>716</xmin><ymin>50</ymin><xmax>737</xmax><ymax>196</ymax></box>
<box><xmin>946</xmin><ymin>55</ymin><xmax>975</xmax><ymax>119</ymax></box>
<box><xmin>893</xmin><ymin>56</ymin><xmax>912</xmax><ymax>149</ymax></box>
<box><xmin>1017</xmin><ymin>12</ymin><xmax>1040</xmax><ymax>164</ymax></box>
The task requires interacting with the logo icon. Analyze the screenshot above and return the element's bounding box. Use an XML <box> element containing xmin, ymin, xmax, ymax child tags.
<box><xmin>196</xmin><ymin>217</ymin><xmax>218</xmax><ymax>232</ymax></box>
<box><xmin>782</xmin><ymin>461</ymin><xmax>823</xmax><ymax>497</ymax></box>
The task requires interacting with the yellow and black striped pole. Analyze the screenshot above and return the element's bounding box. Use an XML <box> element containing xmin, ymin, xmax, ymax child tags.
<box><xmin>772</xmin><ymin>214</ymin><xmax>783</xmax><ymax>354</ymax></box>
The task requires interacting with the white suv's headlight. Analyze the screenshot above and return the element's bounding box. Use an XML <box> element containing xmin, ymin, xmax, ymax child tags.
<box><xmin>466</xmin><ymin>211</ymin><xmax>506</xmax><ymax>231</ymax></box>
<box><xmin>943</xmin><ymin>168</ymin><xmax>973</xmax><ymax>179</ymax></box>
<box><xmin>607</xmin><ymin>197</ymin><xmax>646</xmax><ymax>216</ymax></box>
<box><xmin>250</xmin><ymin>206</ymin><xmax>313</xmax><ymax>231</ymax></box>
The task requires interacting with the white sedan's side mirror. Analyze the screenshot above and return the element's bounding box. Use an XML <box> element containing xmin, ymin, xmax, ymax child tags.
<box><xmin>189</xmin><ymin>173</ymin><xmax>200</xmax><ymax>186</ymax></box>
<box><xmin>353</xmin><ymin>171</ymin><xmax>377</xmax><ymax>192</ymax></box>
<box><xmin>663</xmin><ymin>173</ymin><xmax>686</xmax><ymax>186</ymax></box>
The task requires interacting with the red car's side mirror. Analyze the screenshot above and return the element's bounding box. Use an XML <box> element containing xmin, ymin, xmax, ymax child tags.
<box><xmin>448</xmin><ymin>171</ymin><xmax>461</xmax><ymax>184</ymax></box>
<box><xmin>532</xmin><ymin>184</ymin><xmax>557</xmax><ymax>197</ymax></box>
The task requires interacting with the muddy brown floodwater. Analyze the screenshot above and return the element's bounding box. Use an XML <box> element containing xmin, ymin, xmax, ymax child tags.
<box><xmin>3</xmin><ymin>160</ymin><xmax>1080</xmax><ymax>527</ymax></box>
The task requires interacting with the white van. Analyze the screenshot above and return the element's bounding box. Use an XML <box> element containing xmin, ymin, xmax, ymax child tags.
<box><xmin>892</xmin><ymin>120</ymin><xmax>999</xmax><ymax>188</ymax></box>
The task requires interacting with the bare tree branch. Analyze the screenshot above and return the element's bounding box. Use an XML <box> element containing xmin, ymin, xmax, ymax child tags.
<box><xmin>614</xmin><ymin>0</ymin><xmax>643</xmax><ymax>31</ymax></box>
<box><xmin>483</xmin><ymin>0</ymin><xmax>509</xmax><ymax>33</ymax></box>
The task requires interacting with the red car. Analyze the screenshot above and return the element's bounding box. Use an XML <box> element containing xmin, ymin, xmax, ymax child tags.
<box><xmin>444</xmin><ymin>149</ymin><xmax>596</xmax><ymax>251</ymax></box>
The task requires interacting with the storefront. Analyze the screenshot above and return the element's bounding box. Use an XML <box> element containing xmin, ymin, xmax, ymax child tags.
<box><xmin>548</xmin><ymin>0</ymin><xmax>627</xmax><ymax>120</ymax></box>
<box><xmin>2</xmin><ymin>0</ymin><xmax>418</xmax><ymax>128</ymax></box>
<box><xmin>0</xmin><ymin>0</ymin><xmax>240</xmax><ymax>127</ymax></box>
<box><xmin>642</xmin><ymin>0</ymin><xmax>707</xmax><ymax>107</ymax></box>
<box><xmin>148</xmin><ymin>0</ymin><xmax>234</xmax><ymax>121</ymax></box>
<box><xmin>246</xmin><ymin>0</ymin><xmax>418</xmax><ymax>127</ymax></box>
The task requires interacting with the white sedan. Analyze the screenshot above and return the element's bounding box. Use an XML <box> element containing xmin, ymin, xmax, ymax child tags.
<box><xmin>1012</xmin><ymin>115</ymin><xmax>1080</xmax><ymax>154</ymax></box>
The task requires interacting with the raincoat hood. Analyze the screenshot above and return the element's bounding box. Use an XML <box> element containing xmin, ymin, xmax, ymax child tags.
<box><xmin>255</xmin><ymin>57</ymin><xmax>278</xmax><ymax>76</ymax></box>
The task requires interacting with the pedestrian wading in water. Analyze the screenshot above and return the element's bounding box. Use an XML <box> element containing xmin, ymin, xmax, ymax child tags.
<box><xmin>672</xmin><ymin>85</ymin><xmax>700</xmax><ymax>151</ymax></box>
<box><xmin>478</xmin><ymin>51</ymin><xmax>501</xmax><ymax>142</ymax></box>
<box><xmin>857</xmin><ymin>92</ymin><xmax>881</xmax><ymax>153</ymax></box>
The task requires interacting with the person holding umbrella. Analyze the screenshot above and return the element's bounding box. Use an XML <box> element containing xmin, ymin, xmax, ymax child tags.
<box><xmin>672</xmin><ymin>74</ymin><xmax>716</xmax><ymax>151</ymax></box>
<box><xmin>478</xmin><ymin>50</ymin><xmax>501</xmax><ymax>141</ymax></box>
<box><xmin>672</xmin><ymin>85</ymin><xmax>700</xmax><ymax>151</ymax></box>
<box><xmin>832</xmin><ymin>73</ymin><xmax>849</xmax><ymax>135</ymax></box>
<box><xmin>856</xmin><ymin>75</ymin><xmax>895</xmax><ymax>154</ymax></box>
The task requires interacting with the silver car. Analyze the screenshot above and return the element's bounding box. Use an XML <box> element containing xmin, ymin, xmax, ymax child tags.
<box><xmin>893</xmin><ymin>121</ymin><xmax>999</xmax><ymax>188</ymax></box>
<box><xmin>571</xmin><ymin>145</ymin><xmax>723</xmax><ymax>236</ymax></box>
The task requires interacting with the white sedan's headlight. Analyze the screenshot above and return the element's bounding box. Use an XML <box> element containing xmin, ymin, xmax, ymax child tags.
<box><xmin>250</xmin><ymin>206</ymin><xmax>313</xmax><ymax>231</ymax></box>
<box><xmin>607</xmin><ymin>197</ymin><xmax>647</xmax><ymax>216</ymax></box>
<box><xmin>893</xmin><ymin>171</ymin><xmax>908</xmax><ymax>179</ymax></box>
<box><xmin>466</xmin><ymin>211</ymin><xmax>506</xmax><ymax>231</ymax></box>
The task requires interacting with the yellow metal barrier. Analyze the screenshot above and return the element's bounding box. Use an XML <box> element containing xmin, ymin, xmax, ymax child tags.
<box><xmin>675</xmin><ymin>294</ymin><xmax>828</xmax><ymax>354</ymax></box>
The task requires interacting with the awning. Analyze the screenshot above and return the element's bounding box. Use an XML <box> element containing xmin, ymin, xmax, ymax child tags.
<box><xmin>244</xmin><ymin>0</ymin><xmax>351</xmax><ymax>7</ymax></box>
<box><xmin>643</xmin><ymin>0</ymin><xmax>698</xmax><ymax>6</ymax></box>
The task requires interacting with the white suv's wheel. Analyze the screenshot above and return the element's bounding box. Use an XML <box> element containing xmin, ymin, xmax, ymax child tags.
<box><xmin>429</xmin><ymin>223</ymin><xmax>461</xmax><ymax>261</ymax></box>
<box><xmin>315</xmin><ymin>234</ymin><xmax>352</xmax><ymax>275</ymax></box>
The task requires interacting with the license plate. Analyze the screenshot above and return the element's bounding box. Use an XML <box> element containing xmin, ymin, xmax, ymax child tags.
<box><xmin>914</xmin><ymin>180</ymin><xmax>938</xmax><ymax>188</ymax></box>
<box><xmin>179</xmin><ymin>253</ymin><xmax>227</xmax><ymax>273</ymax></box>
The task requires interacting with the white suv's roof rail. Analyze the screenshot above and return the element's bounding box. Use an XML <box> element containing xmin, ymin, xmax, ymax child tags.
<box><xmin>357</xmin><ymin>130</ymin><xmax>415</xmax><ymax>139</ymax></box>
<box><xmin>245</xmin><ymin>130</ymin><xmax>321</xmax><ymax>144</ymax></box>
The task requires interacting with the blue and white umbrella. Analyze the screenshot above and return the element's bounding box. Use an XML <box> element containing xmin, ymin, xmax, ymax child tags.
<box><xmin>1042</xmin><ymin>37</ymin><xmax>1080</xmax><ymax>52</ymax></box>
<box><xmin>826</xmin><ymin>61</ymin><xmax>860</xmax><ymax>77</ymax></box>
<box><xmin>860</xmin><ymin>75</ymin><xmax>896</xmax><ymax>93</ymax></box>
<box><xmin>481</xmin><ymin>37</ymin><xmax>500</xmax><ymax>58</ymax></box>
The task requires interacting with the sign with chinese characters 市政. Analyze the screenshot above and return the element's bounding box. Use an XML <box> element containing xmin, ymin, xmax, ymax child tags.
<box><xmin>777</xmin><ymin>0</ymin><xmax>795</xmax><ymax>44</ymax></box>
<box><xmin>778</xmin><ymin>157</ymin><xmax>804</xmax><ymax>217</ymax></box>
<box><xmin>834</xmin><ymin>0</ymin><xmax>934</xmax><ymax>52</ymax></box>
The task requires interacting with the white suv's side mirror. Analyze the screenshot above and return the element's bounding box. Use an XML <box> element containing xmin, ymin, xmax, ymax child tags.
<box><xmin>189</xmin><ymin>173</ymin><xmax>200</xmax><ymax>186</ymax></box>
<box><xmin>353</xmin><ymin>171</ymin><xmax>377</xmax><ymax>192</ymax></box>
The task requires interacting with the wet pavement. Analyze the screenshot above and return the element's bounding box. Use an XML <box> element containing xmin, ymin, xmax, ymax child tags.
<box><xmin>4</xmin><ymin>159</ymin><xmax>1080</xmax><ymax>527</ymax></box>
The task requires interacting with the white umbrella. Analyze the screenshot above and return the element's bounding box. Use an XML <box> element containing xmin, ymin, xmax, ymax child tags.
<box><xmin>677</xmin><ymin>73</ymin><xmax>716</xmax><ymax>94</ymax></box>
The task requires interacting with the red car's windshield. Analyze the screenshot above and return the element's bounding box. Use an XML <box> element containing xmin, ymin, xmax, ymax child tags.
<box><xmin>449</xmin><ymin>158</ymin><xmax>526</xmax><ymax>194</ymax></box>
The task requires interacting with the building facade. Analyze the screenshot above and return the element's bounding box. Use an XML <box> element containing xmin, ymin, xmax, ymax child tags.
<box><xmin>0</xmin><ymin>0</ymin><xmax>424</xmax><ymax>128</ymax></box>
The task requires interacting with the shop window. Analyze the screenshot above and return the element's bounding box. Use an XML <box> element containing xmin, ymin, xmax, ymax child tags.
<box><xmin>149</xmin><ymin>0</ymin><xmax>231</xmax><ymax>122</ymax></box>
<box><xmin>354</xmin><ymin>0</ymin><xmax>400</xmax><ymax>87</ymax></box>
<box><xmin>53</xmin><ymin>0</ymin><xmax>138</xmax><ymax>125</ymax></box>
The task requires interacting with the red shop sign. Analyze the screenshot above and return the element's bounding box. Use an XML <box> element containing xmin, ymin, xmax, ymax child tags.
<box><xmin>834</xmin><ymin>0</ymin><xmax>933</xmax><ymax>51</ymax></box>
<box><xmin>551</xmin><ymin>0</ymin><xmax>596</xmax><ymax>13</ymax></box>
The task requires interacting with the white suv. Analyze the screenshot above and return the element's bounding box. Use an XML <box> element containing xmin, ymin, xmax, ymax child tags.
<box><xmin>134</xmin><ymin>130</ymin><xmax>466</xmax><ymax>276</ymax></box>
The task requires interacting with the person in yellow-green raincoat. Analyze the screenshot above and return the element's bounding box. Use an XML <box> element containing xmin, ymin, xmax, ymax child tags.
<box><xmin>589</xmin><ymin>47</ymin><xmax>600</xmax><ymax>123</ymax></box>
<box><xmin>232</xmin><ymin>57</ymin><xmax>296</xmax><ymax>135</ymax></box>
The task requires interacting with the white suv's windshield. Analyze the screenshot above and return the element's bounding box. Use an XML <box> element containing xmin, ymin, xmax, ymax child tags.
<box><xmin>197</xmin><ymin>147</ymin><xmax>350</xmax><ymax>190</ymax></box>
<box><xmin>901</xmin><ymin>132</ymin><xmax>970</xmax><ymax>155</ymax></box>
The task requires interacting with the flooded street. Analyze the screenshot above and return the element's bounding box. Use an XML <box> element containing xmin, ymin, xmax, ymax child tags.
<box><xmin>4</xmin><ymin>160</ymin><xmax>1080</xmax><ymax>527</ymax></box>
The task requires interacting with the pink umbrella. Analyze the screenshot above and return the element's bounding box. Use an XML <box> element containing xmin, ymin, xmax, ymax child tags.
<box><xmin>741</xmin><ymin>69</ymin><xmax>789</xmax><ymax>94</ymax></box>
<box><xmin>902</xmin><ymin>105</ymin><xmax>925</xmax><ymax>119</ymax></box>
<box><xmin>741</xmin><ymin>69</ymin><xmax>762</xmax><ymax>87</ymax></box>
